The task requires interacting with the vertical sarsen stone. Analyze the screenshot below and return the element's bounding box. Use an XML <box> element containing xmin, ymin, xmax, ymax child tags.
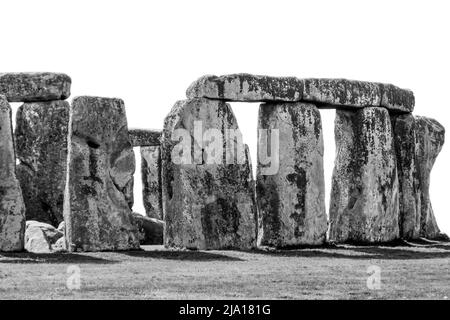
<box><xmin>392</xmin><ymin>114</ymin><xmax>446</xmax><ymax>240</ymax></box>
<box><xmin>0</xmin><ymin>95</ymin><xmax>26</xmax><ymax>252</ymax></box>
<box><xmin>161</xmin><ymin>98</ymin><xmax>257</xmax><ymax>250</ymax></box>
<box><xmin>141</xmin><ymin>146</ymin><xmax>163</xmax><ymax>219</ymax></box>
<box><xmin>256</xmin><ymin>102</ymin><xmax>327</xmax><ymax>247</ymax></box>
<box><xmin>391</xmin><ymin>114</ymin><xmax>421</xmax><ymax>239</ymax></box>
<box><xmin>415</xmin><ymin>116</ymin><xmax>445</xmax><ymax>239</ymax></box>
<box><xmin>15</xmin><ymin>101</ymin><xmax>70</xmax><ymax>226</ymax></box>
<box><xmin>63</xmin><ymin>96</ymin><xmax>139</xmax><ymax>252</ymax></box>
<box><xmin>329</xmin><ymin>107</ymin><xmax>400</xmax><ymax>243</ymax></box>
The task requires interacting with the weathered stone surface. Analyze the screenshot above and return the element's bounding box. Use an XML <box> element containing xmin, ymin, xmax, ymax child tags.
<box><xmin>162</xmin><ymin>98</ymin><xmax>257</xmax><ymax>250</ymax></box>
<box><xmin>392</xmin><ymin>114</ymin><xmax>421</xmax><ymax>239</ymax></box>
<box><xmin>256</xmin><ymin>102</ymin><xmax>327</xmax><ymax>247</ymax></box>
<box><xmin>57</xmin><ymin>221</ymin><xmax>65</xmax><ymax>233</ymax></box>
<box><xmin>15</xmin><ymin>101</ymin><xmax>70</xmax><ymax>226</ymax></box>
<box><xmin>302</xmin><ymin>78</ymin><xmax>381</xmax><ymax>108</ymax></box>
<box><xmin>141</xmin><ymin>146</ymin><xmax>163</xmax><ymax>219</ymax></box>
<box><xmin>52</xmin><ymin>236</ymin><xmax>67</xmax><ymax>252</ymax></box>
<box><xmin>0</xmin><ymin>72</ymin><xmax>71</xmax><ymax>102</ymax></box>
<box><xmin>186</xmin><ymin>74</ymin><xmax>303</xmax><ymax>102</ymax></box>
<box><xmin>0</xmin><ymin>95</ymin><xmax>26</xmax><ymax>252</ymax></box>
<box><xmin>25</xmin><ymin>224</ymin><xmax>51</xmax><ymax>253</ymax></box>
<box><xmin>63</xmin><ymin>96</ymin><xmax>140</xmax><ymax>252</ymax></box>
<box><xmin>415</xmin><ymin>116</ymin><xmax>445</xmax><ymax>239</ymax></box>
<box><xmin>380</xmin><ymin>83</ymin><xmax>415</xmax><ymax>113</ymax></box>
<box><xmin>132</xmin><ymin>213</ymin><xmax>164</xmax><ymax>245</ymax></box>
<box><xmin>24</xmin><ymin>220</ymin><xmax>63</xmax><ymax>253</ymax></box>
<box><xmin>26</xmin><ymin>220</ymin><xmax>63</xmax><ymax>243</ymax></box>
<box><xmin>329</xmin><ymin>107</ymin><xmax>400</xmax><ymax>243</ymax></box>
<box><xmin>186</xmin><ymin>74</ymin><xmax>414</xmax><ymax>112</ymax></box>
<box><xmin>129</xmin><ymin>128</ymin><xmax>161</xmax><ymax>147</ymax></box>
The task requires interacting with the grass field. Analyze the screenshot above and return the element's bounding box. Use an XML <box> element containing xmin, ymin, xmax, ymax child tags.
<box><xmin>1</xmin><ymin>241</ymin><xmax>449</xmax><ymax>300</ymax></box>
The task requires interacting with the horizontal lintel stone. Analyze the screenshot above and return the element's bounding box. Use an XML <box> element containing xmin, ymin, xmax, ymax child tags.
<box><xmin>0</xmin><ymin>72</ymin><xmax>71</xmax><ymax>102</ymax></box>
<box><xmin>186</xmin><ymin>74</ymin><xmax>414</xmax><ymax>112</ymax></box>
<box><xmin>128</xmin><ymin>128</ymin><xmax>162</xmax><ymax>147</ymax></box>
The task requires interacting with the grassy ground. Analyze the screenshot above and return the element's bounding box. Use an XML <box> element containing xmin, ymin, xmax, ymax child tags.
<box><xmin>0</xmin><ymin>242</ymin><xmax>449</xmax><ymax>300</ymax></box>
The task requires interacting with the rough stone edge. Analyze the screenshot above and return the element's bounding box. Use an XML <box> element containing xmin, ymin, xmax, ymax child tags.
<box><xmin>0</xmin><ymin>72</ymin><xmax>72</xmax><ymax>102</ymax></box>
<box><xmin>186</xmin><ymin>74</ymin><xmax>414</xmax><ymax>112</ymax></box>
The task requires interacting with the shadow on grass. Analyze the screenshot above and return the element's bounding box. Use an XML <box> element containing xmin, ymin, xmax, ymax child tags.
<box><xmin>119</xmin><ymin>250</ymin><xmax>244</xmax><ymax>262</ymax></box>
<box><xmin>252</xmin><ymin>243</ymin><xmax>450</xmax><ymax>260</ymax></box>
<box><xmin>0</xmin><ymin>252</ymin><xmax>117</xmax><ymax>264</ymax></box>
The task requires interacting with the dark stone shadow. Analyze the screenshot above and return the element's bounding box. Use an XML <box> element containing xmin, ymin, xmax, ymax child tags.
<box><xmin>252</xmin><ymin>243</ymin><xmax>450</xmax><ymax>260</ymax></box>
<box><xmin>119</xmin><ymin>250</ymin><xmax>244</xmax><ymax>262</ymax></box>
<box><xmin>349</xmin><ymin>246</ymin><xmax>450</xmax><ymax>260</ymax></box>
<box><xmin>0</xmin><ymin>252</ymin><xmax>117</xmax><ymax>264</ymax></box>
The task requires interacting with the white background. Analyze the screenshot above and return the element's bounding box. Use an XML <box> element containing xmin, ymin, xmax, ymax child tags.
<box><xmin>1</xmin><ymin>0</ymin><xmax>448</xmax><ymax>235</ymax></box>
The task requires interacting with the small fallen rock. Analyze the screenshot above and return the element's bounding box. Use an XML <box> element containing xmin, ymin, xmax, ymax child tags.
<box><xmin>132</xmin><ymin>213</ymin><xmax>164</xmax><ymax>245</ymax></box>
<box><xmin>0</xmin><ymin>72</ymin><xmax>71</xmax><ymax>102</ymax></box>
<box><xmin>52</xmin><ymin>237</ymin><xmax>67</xmax><ymax>252</ymax></box>
<box><xmin>25</xmin><ymin>220</ymin><xmax>63</xmax><ymax>253</ymax></box>
<box><xmin>57</xmin><ymin>221</ymin><xmax>65</xmax><ymax>233</ymax></box>
<box><xmin>25</xmin><ymin>226</ymin><xmax>51</xmax><ymax>253</ymax></box>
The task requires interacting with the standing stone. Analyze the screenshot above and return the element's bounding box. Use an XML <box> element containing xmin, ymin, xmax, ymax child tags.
<box><xmin>15</xmin><ymin>101</ymin><xmax>70</xmax><ymax>226</ymax></box>
<box><xmin>256</xmin><ymin>102</ymin><xmax>327</xmax><ymax>247</ymax></box>
<box><xmin>161</xmin><ymin>98</ymin><xmax>257</xmax><ymax>250</ymax></box>
<box><xmin>415</xmin><ymin>116</ymin><xmax>445</xmax><ymax>239</ymax></box>
<box><xmin>0</xmin><ymin>72</ymin><xmax>71</xmax><ymax>102</ymax></box>
<box><xmin>392</xmin><ymin>114</ymin><xmax>421</xmax><ymax>239</ymax></box>
<box><xmin>329</xmin><ymin>107</ymin><xmax>400</xmax><ymax>243</ymax></box>
<box><xmin>129</xmin><ymin>129</ymin><xmax>161</xmax><ymax>147</ymax></box>
<box><xmin>141</xmin><ymin>146</ymin><xmax>163</xmax><ymax>220</ymax></box>
<box><xmin>0</xmin><ymin>95</ymin><xmax>26</xmax><ymax>251</ymax></box>
<box><xmin>63</xmin><ymin>96</ymin><xmax>139</xmax><ymax>252</ymax></box>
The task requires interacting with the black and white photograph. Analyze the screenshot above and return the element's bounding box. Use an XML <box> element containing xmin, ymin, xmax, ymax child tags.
<box><xmin>0</xmin><ymin>0</ymin><xmax>449</xmax><ymax>309</ymax></box>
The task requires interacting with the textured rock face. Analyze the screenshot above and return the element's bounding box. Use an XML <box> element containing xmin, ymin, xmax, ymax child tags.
<box><xmin>392</xmin><ymin>114</ymin><xmax>421</xmax><ymax>239</ymax></box>
<box><xmin>186</xmin><ymin>74</ymin><xmax>304</xmax><ymax>102</ymax></box>
<box><xmin>256</xmin><ymin>102</ymin><xmax>327</xmax><ymax>247</ymax></box>
<box><xmin>186</xmin><ymin>74</ymin><xmax>414</xmax><ymax>112</ymax></box>
<box><xmin>25</xmin><ymin>224</ymin><xmax>52</xmax><ymax>253</ymax></box>
<box><xmin>141</xmin><ymin>146</ymin><xmax>163</xmax><ymax>219</ymax></box>
<box><xmin>132</xmin><ymin>213</ymin><xmax>164</xmax><ymax>245</ymax></box>
<box><xmin>303</xmin><ymin>78</ymin><xmax>382</xmax><ymax>108</ymax></box>
<box><xmin>380</xmin><ymin>84</ymin><xmax>415</xmax><ymax>113</ymax></box>
<box><xmin>15</xmin><ymin>101</ymin><xmax>70</xmax><ymax>226</ymax></box>
<box><xmin>129</xmin><ymin>129</ymin><xmax>161</xmax><ymax>147</ymax></box>
<box><xmin>329</xmin><ymin>107</ymin><xmax>400</xmax><ymax>243</ymax></box>
<box><xmin>0</xmin><ymin>72</ymin><xmax>71</xmax><ymax>102</ymax></box>
<box><xmin>162</xmin><ymin>98</ymin><xmax>257</xmax><ymax>250</ymax></box>
<box><xmin>24</xmin><ymin>220</ymin><xmax>64</xmax><ymax>253</ymax></box>
<box><xmin>0</xmin><ymin>95</ymin><xmax>26</xmax><ymax>252</ymax></box>
<box><xmin>415</xmin><ymin>116</ymin><xmax>445</xmax><ymax>239</ymax></box>
<box><xmin>63</xmin><ymin>96</ymin><xmax>140</xmax><ymax>252</ymax></box>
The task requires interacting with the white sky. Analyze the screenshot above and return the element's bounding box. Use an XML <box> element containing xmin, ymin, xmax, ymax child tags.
<box><xmin>1</xmin><ymin>0</ymin><xmax>449</xmax><ymax>235</ymax></box>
